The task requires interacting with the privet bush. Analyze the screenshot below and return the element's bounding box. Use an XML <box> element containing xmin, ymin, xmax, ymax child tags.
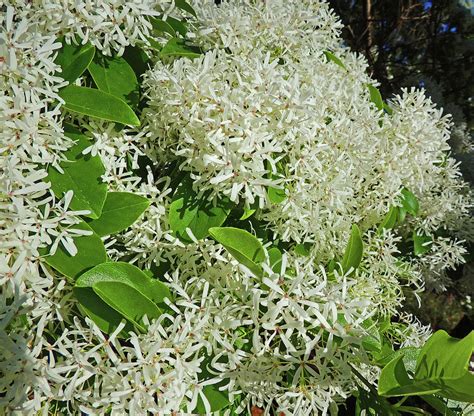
<box><xmin>1</xmin><ymin>0</ymin><xmax>473</xmax><ymax>415</ymax></box>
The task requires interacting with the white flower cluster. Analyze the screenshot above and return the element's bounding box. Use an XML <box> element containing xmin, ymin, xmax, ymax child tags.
<box><xmin>1</xmin><ymin>0</ymin><xmax>473</xmax><ymax>414</ymax></box>
<box><xmin>2</xmin><ymin>0</ymin><xmax>180</xmax><ymax>56</ymax></box>
<box><xmin>144</xmin><ymin>0</ymin><xmax>473</xmax><ymax>263</ymax></box>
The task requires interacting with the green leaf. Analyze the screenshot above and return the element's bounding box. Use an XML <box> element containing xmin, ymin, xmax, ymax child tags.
<box><xmin>294</xmin><ymin>243</ymin><xmax>312</xmax><ymax>257</ymax></box>
<box><xmin>368</xmin><ymin>84</ymin><xmax>384</xmax><ymax>111</ymax></box>
<box><xmin>400</xmin><ymin>188</ymin><xmax>419</xmax><ymax>216</ymax></box>
<box><xmin>196</xmin><ymin>355</ymin><xmax>231</xmax><ymax>414</ymax></box>
<box><xmin>413</xmin><ymin>231</ymin><xmax>432</xmax><ymax>256</ymax></box>
<box><xmin>341</xmin><ymin>224</ymin><xmax>364</xmax><ymax>274</ymax></box>
<box><xmin>42</xmin><ymin>221</ymin><xmax>106</xmax><ymax>279</ymax></box>
<box><xmin>378</xmin><ymin>330</ymin><xmax>474</xmax><ymax>402</ymax></box>
<box><xmin>122</xmin><ymin>45</ymin><xmax>150</xmax><ymax>77</ymax></box>
<box><xmin>421</xmin><ymin>395</ymin><xmax>459</xmax><ymax>416</ymax></box>
<box><xmin>86</xmin><ymin>192</ymin><xmax>149</xmax><ymax>236</ymax></box>
<box><xmin>268</xmin><ymin>247</ymin><xmax>283</xmax><ymax>273</ymax></box>
<box><xmin>268</xmin><ymin>185</ymin><xmax>286</xmax><ymax>204</ymax></box>
<box><xmin>195</xmin><ymin>385</ymin><xmax>230</xmax><ymax>414</ymax></box>
<box><xmin>149</xmin><ymin>17</ymin><xmax>176</xmax><ymax>36</ymax></box>
<box><xmin>209</xmin><ymin>227</ymin><xmax>265</xmax><ymax>277</ymax></box>
<box><xmin>46</xmin><ymin>125</ymin><xmax>107</xmax><ymax>219</ymax></box>
<box><xmin>160</xmin><ymin>37</ymin><xmax>201</xmax><ymax>59</ymax></box>
<box><xmin>355</xmin><ymin>387</ymin><xmax>399</xmax><ymax>416</ymax></box>
<box><xmin>323</xmin><ymin>50</ymin><xmax>346</xmax><ymax>70</ymax></box>
<box><xmin>75</xmin><ymin>262</ymin><xmax>172</xmax><ymax>332</ymax></box>
<box><xmin>378</xmin><ymin>206</ymin><xmax>399</xmax><ymax>232</ymax></box>
<box><xmin>240</xmin><ymin>207</ymin><xmax>256</xmax><ymax>220</ymax></box>
<box><xmin>88</xmin><ymin>54</ymin><xmax>139</xmax><ymax>108</ymax></box>
<box><xmin>175</xmin><ymin>0</ymin><xmax>197</xmax><ymax>17</ymax></box>
<box><xmin>383</xmin><ymin>102</ymin><xmax>393</xmax><ymax>115</ymax></box>
<box><xmin>55</xmin><ymin>40</ymin><xmax>95</xmax><ymax>84</ymax></box>
<box><xmin>74</xmin><ymin>286</ymin><xmax>135</xmax><ymax>336</ymax></box>
<box><xmin>58</xmin><ymin>85</ymin><xmax>140</xmax><ymax>126</ymax></box>
<box><xmin>361</xmin><ymin>319</ymin><xmax>382</xmax><ymax>353</ymax></box>
<box><xmin>169</xmin><ymin>176</ymin><xmax>230</xmax><ymax>243</ymax></box>
<box><xmin>166</xmin><ymin>17</ymin><xmax>188</xmax><ymax>37</ymax></box>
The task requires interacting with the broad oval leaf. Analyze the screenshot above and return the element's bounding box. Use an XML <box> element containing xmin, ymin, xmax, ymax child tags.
<box><xmin>59</xmin><ymin>85</ymin><xmax>140</xmax><ymax>126</ymax></box>
<box><xmin>75</xmin><ymin>262</ymin><xmax>172</xmax><ymax>332</ymax></box>
<box><xmin>341</xmin><ymin>224</ymin><xmax>364</xmax><ymax>274</ymax></box>
<box><xmin>160</xmin><ymin>37</ymin><xmax>201</xmax><ymax>59</ymax></box>
<box><xmin>74</xmin><ymin>286</ymin><xmax>135</xmax><ymax>336</ymax></box>
<box><xmin>149</xmin><ymin>17</ymin><xmax>176</xmax><ymax>36</ymax></box>
<box><xmin>175</xmin><ymin>0</ymin><xmax>197</xmax><ymax>17</ymax></box>
<box><xmin>208</xmin><ymin>227</ymin><xmax>265</xmax><ymax>277</ymax></box>
<box><xmin>169</xmin><ymin>176</ymin><xmax>230</xmax><ymax>243</ymax></box>
<box><xmin>400</xmin><ymin>188</ymin><xmax>419</xmax><ymax>216</ymax></box>
<box><xmin>92</xmin><ymin>281</ymin><xmax>162</xmax><ymax>332</ymax></box>
<box><xmin>88</xmin><ymin>54</ymin><xmax>139</xmax><ymax>108</ymax></box>
<box><xmin>122</xmin><ymin>45</ymin><xmax>150</xmax><ymax>77</ymax></box>
<box><xmin>166</xmin><ymin>17</ymin><xmax>188</xmax><ymax>37</ymax></box>
<box><xmin>378</xmin><ymin>330</ymin><xmax>474</xmax><ymax>403</ymax></box>
<box><xmin>46</xmin><ymin>125</ymin><xmax>107</xmax><ymax>219</ymax></box>
<box><xmin>42</xmin><ymin>221</ymin><xmax>106</xmax><ymax>279</ymax></box>
<box><xmin>55</xmin><ymin>40</ymin><xmax>95</xmax><ymax>84</ymax></box>
<box><xmin>86</xmin><ymin>192</ymin><xmax>150</xmax><ymax>236</ymax></box>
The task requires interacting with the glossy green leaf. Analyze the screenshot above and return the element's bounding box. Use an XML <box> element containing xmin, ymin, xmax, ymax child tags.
<box><xmin>149</xmin><ymin>17</ymin><xmax>176</xmax><ymax>36</ymax></box>
<box><xmin>413</xmin><ymin>231</ymin><xmax>432</xmax><ymax>256</ymax></box>
<box><xmin>93</xmin><ymin>281</ymin><xmax>162</xmax><ymax>331</ymax></box>
<box><xmin>88</xmin><ymin>54</ymin><xmax>139</xmax><ymax>108</ymax></box>
<box><xmin>46</xmin><ymin>125</ymin><xmax>107</xmax><ymax>219</ymax></box>
<box><xmin>169</xmin><ymin>176</ymin><xmax>230</xmax><ymax>243</ymax></box>
<box><xmin>400</xmin><ymin>188</ymin><xmax>419</xmax><ymax>216</ymax></box>
<box><xmin>355</xmin><ymin>387</ymin><xmax>399</xmax><ymax>416</ymax></box>
<box><xmin>59</xmin><ymin>85</ymin><xmax>140</xmax><ymax>126</ymax></box>
<box><xmin>361</xmin><ymin>319</ymin><xmax>382</xmax><ymax>352</ymax></box>
<box><xmin>74</xmin><ymin>286</ymin><xmax>134</xmax><ymax>336</ymax></box>
<box><xmin>240</xmin><ymin>207</ymin><xmax>256</xmax><ymax>220</ymax></box>
<box><xmin>196</xmin><ymin>356</ymin><xmax>231</xmax><ymax>414</ymax></box>
<box><xmin>341</xmin><ymin>224</ymin><xmax>364</xmax><ymax>273</ymax></box>
<box><xmin>86</xmin><ymin>192</ymin><xmax>150</xmax><ymax>236</ymax></box>
<box><xmin>323</xmin><ymin>50</ymin><xmax>346</xmax><ymax>70</ymax></box>
<box><xmin>195</xmin><ymin>384</ymin><xmax>230</xmax><ymax>414</ymax></box>
<box><xmin>75</xmin><ymin>262</ymin><xmax>172</xmax><ymax>332</ymax></box>
<box><xmin>378</xmin><ymin>206</ymin><xmax>399</xmax><ymax>232</ymax></box>
<box><xmin>268</xmin><ymin>247</ymin><xmax>283</xmax><ymax>273</ymax></box>
<box><xmin>122</xmin><ymin>45</ymin><xmax>150</xmax><ymax>77</ymax></box>
<box><xmin>368</xmin><ymin>84</ymin><xmax>384</xmax><ymax>111</ymax></box>
<box><xmin>55</xmin><ymin>40</ymin><xmax>95</xmax><ymax>84</ymax></box>
<box><xmin>42</xmin><ymin>221</ymin><xmax>106</xmax><ymax>279</ymax></box>
<box><xmin>209</xmin><ymin>227</ymin><xmax>265</xmax><ymax>277</ymax></box>
<box><xmin>378</xmin><ymin>330</ymin><xmax>474</xmax><ymax>402</ymax></box>
<box><xmin>160</xmin><ymin>37</ymin><xmax>201</xmax><ymax>59</ymax></box>
<box><xmin>175</xmin><ymin>0</ymin><xmax>197</xmax><ymax>17</ymax></box>
<box><xmin>268</xmin><ymin>185</ymin><xmax>286</xmax><ymax>204</ymax></box>
<box><xmin>166</xmin><ymin>17</ymin><xmax>188</xmax><ymax>37</ymax></box>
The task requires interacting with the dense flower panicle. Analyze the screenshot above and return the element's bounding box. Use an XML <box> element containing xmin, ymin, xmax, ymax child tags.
<box><xmin>1</xmin><ymin>0</ymin><xmax>181</xmax><ymax>56</ymax></box>
<box><xmin>1</xmin><ymin>0</ymin><xmax>473</xmax><ymax>414</ymax></box>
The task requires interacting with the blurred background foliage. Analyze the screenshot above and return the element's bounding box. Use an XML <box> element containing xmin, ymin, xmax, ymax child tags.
<box><xmin>328</xmin><ymin>0</ymin><xmax>474</xmax><ymax>336</ymax></box>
